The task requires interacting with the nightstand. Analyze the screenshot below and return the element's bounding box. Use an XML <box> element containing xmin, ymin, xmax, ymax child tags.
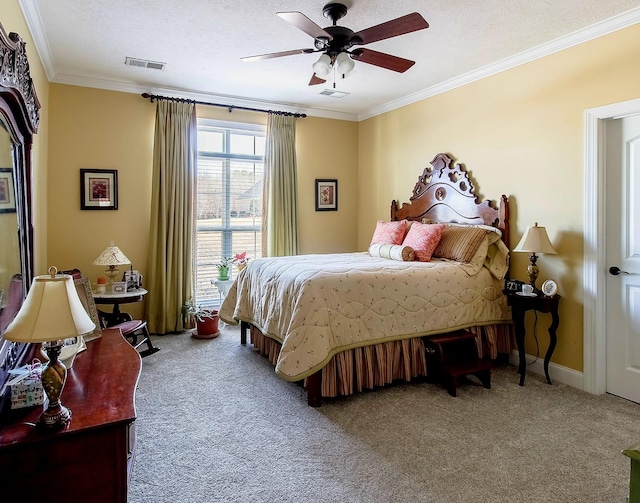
<box><xmin>505</xmin><ymin>291</ymin><xmax>560</xmax><ymax>386</ymax></box>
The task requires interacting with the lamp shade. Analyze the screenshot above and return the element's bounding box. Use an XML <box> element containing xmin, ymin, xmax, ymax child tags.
<box><xmin>335</xmin><ymin>52</ymin><xmax>355</xmax><ymax>76</ymax></box>
<box><xmin>312</xmin><ymin>54</ymin><xmax>332</xmax><ymax>78</ymax></box>
<box><xmin>3</xmin><ymin>268</ymin><xmax>96</xmax><ymax>343</ymax></box>
<box><xmin>513</xmin><ymin>222</ymin><xmax>557</xmax><ymax>254</ymax></box>
<box><xmin>93</xmin><ymin>241</ymin><xmax>131</xmax><ymax>266</ymax></box>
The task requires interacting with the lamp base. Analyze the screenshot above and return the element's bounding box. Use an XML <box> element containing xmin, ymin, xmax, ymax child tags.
<box><xmin>104</xmin><ymin>266</ymin><xmax>120</xmax><ymax>283</ymax></box>
<box><xmin>39</xmin><ymin>342</ymin><xmax>71</xmax><ymax>429</ymax></box>
<box><xmin>527</xmin><ymin>253</ymin><xmax>540</xmax><ymax>290</ymax></box>
<box><xmin>39</xmin><ymin>404</ymin><xmax>71</xmax><ymax>429</ymax></box>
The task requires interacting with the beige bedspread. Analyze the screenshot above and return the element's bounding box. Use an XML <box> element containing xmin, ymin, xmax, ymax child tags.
<box><xmin>219</xmin><ymin>252</ymin><xmax>510</xmax><ymax>382</ymax></box>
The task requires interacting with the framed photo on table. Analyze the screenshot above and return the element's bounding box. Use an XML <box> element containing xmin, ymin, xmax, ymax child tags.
<box><xmin>80</xmin><ymin>168</ymin><xmax>118</xmax><ymax>210</ymax></box>
<box><xmin>315</xmin><ymin>179</ymin><xmax>338</xmax><ymax>211</ymax></box>
<box><xmin>0</xmin><ymin>168</ymin><xmax>16</xmax><ymax>213</ymax></box>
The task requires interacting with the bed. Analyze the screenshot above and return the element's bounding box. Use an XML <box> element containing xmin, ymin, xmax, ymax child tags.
<box><xmin>219</xmin><ymin>153</ymin><xmax>512</xmax><ymax>406</ymax></box>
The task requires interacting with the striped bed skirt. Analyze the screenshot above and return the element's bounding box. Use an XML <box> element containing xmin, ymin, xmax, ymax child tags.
<box><xmin>247</xmin><ymin>324</ymin><xmax>512</xmax><ymax>398</ymax></box>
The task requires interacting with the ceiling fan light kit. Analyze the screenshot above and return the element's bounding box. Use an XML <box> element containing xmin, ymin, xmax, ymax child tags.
<box><xmin>242</xmin><ymin>2</ymin><xmax>429</xmax><ymax>89</ymax></box>
<box><xmin>312</xmin><ymin>54</ymin><xmax>332</xmax><ymax>78</ymax></box>
<box><xmin>334</xmin><ymin>51</ymin><xmax>355</xmax><ymax>76</ymax></box>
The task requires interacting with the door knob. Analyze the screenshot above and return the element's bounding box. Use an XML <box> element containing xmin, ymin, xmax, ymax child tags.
<box><xmin>609</xmin><ymin>266</ymin><xmax>630</xmax><ymax>275</ymax></box>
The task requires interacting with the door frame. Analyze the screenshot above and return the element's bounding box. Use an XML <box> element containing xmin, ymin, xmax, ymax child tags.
<box><xmin>584</xmin><ymin>97</ymin><xmax>640</xmax><ymax>394</ymax></box>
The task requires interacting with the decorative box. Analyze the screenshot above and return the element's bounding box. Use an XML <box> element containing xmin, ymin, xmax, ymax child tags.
<box><xmin>7</xmin><ymin>360</ymin><xmax>45</xmax><ymax>409</ymax></box>
<box><xmin>111</xmin><ymin>281</ymin><xmax>126</xmax><ymax>294</ymax></box>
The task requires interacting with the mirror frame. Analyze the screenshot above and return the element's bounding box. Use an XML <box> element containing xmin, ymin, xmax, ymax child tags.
<box><xmin>0</xmin><ymin>20</ymin><xmax>40</xmax><ymax>414</ymax></box>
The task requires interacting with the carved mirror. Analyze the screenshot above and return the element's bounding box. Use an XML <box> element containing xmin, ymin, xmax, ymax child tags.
<box><xmin>0</xmin><ymin>20</ymin><xmax>40</xmax><ymax>413</ymax></box>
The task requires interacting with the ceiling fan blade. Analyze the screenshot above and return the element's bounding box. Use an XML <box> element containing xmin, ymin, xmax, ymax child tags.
<box><xmin>277</xmin><ymin>11</ymin><xmax>333</xmax><ymax>41</ymax></box>
<box><xmin>351</xmin><ymin>48</ymin><xmax>415</xmax><ymax>73</ymax></box>
<box><xmin>354</xmin><ymin>13</ymin><xmax>429</xmax><ymax>45</ymax></box>
<box><xmin>241</xmin><ymin>49</ymin><xmax>315</xmax><ymax>62</ymax></box>
<box><xmin>309</xmin><ymin>74</ymin><xmax>326</xmax><ymax>86</ymax></box>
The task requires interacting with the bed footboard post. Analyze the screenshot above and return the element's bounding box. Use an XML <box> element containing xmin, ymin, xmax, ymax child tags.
<box><xmin>240</xmin><ymin>321</ymin><xmax>249</xmax><ymax>345</ymax></box>
<box><xmin>306</xmin><ymin>371</ymin><xmax>322</xmax><ymax>407</ymax></box>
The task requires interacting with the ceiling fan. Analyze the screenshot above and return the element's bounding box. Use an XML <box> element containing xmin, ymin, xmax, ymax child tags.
<box><xmin>241</xmin><ymin>2</ymin><xmax>429</xmax><ymax>86</ymax></box>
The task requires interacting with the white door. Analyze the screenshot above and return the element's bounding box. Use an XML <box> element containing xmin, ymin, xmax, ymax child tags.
<box><xmin>605</xmin><ymin>114</ymin><xmax>640</xmax><ymax>403</ymax></box>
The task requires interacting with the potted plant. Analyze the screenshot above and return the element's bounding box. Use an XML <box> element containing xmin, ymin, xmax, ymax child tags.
<box><xmin>217</xmin><ymin>257</ymin><xmax>233</xmax><ymax>281</ymax></box>
<box><xmin>183</xmin><ymin>299</ymin><xmax>220</xmax><ymax>339</ymax></box>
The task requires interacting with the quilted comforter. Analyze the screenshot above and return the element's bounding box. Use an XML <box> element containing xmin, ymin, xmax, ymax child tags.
<box><xmin>219</xmin><ymin>250</ymin><xmax>511</xmax><ymax>382</ymax></box>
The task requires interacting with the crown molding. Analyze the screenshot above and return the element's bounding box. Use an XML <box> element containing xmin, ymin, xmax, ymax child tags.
<box><xmin>358</xmin><ymin>7</ymin><xmax>640</xmax><ymax>121</ymax></box>
<box><xmin>18</xmin><ymin>0</ymin><xmax>55</xmax><ymax>81</ymax></box>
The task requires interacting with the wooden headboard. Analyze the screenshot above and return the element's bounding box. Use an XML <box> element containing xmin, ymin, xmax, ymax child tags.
<box><xmin>390</xmin><ymin>153</ymin><xmax>510</xmax><ymax>247</ymax></box>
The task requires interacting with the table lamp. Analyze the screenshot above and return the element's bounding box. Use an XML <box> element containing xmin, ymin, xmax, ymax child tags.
<box><xmin>2</xmin><ymin>266</ymin><xmax>96</xmax><ymax>428</ymax></box>
<box><xmin>513</xmin><ymin>222</ymin><xmax>557</xmax><ymax>290</ymax></box>
<box><xmin>93</xmin><ymin>240</ymin><xmax>131</xmax><ymax>283</ymax></box>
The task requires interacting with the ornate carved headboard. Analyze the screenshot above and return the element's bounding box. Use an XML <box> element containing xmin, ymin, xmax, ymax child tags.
<box><xmin>390</xmin><ymin>153</ymin><xmax>510</xmax><ymax>246</ymax></box>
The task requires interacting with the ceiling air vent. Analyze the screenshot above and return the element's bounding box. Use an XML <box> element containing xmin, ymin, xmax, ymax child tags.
<box><xmin>125</xmin><ymin>57</ymin><xmax>166</xmax><ymax>70</ymax></box>
<box><xmin>319</xmin><ymin>89</ymin><xmax>349</xmax><ymax>98</ymax></box>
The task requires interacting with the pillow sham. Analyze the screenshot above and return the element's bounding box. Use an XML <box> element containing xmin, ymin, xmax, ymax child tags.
<box><xmin>484</xmin><ymin>239</ymin><xmax>510</xmax><ymax>280</ymax></box>
<box><xmin>368</xmin><ymin>243</ymin><xmax>415</xmax><ymax>262</ymax></box>
<box><xmin>370</xmin><ymin>220</ymin><xmax>407</xmax><ymax>246</ymax></box>
<box><xmin>401</xmin><ymin>223</ymin><xmax>446</xmax><ymax>262</ymax></box>
<box><xmin>433</xmin><ymin>224</ymin><xmax>492</xmax><ymax>263</ymax></box>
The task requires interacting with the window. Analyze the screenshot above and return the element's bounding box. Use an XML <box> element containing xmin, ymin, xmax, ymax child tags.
<box><xmin>195</xmin><ymin>119</ymin><xmax>265</xmax><ymax>307</ymax></box>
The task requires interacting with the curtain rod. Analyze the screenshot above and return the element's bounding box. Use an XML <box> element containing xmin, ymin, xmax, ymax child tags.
<box><xmin>140</xmin><ymin>93</ymin><xmax>306</xmax><ymax>118</ymax></box>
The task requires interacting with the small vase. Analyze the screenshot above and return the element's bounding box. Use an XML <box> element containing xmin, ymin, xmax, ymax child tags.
<box><xmin>218</xmin><ymin>266</ymin><xmax>229</xmax><ymax>281</ymax></box>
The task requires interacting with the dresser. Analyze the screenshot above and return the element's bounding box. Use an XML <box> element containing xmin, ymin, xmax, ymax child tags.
<box><xmin>0</xmin><ymin>328</ymin><xmax>141</xmax><ymax>502</ymax></box>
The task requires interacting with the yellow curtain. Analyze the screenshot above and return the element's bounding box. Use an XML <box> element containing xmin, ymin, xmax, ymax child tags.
<box><xmin>263</xmin><ymin>113</ymin><xmax>298</xmax><ymax>257</ymax></box>
<box><xmin>145</xmin><ymin>100</ymin><xmax>196</xmax><ymax>334</ymax></box>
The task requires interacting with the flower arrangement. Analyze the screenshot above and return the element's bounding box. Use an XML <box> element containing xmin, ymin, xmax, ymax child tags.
<box><xmin>233</xmin><ymin>252</ymin><xmax>249</xmax><ymax>271</ymax></box>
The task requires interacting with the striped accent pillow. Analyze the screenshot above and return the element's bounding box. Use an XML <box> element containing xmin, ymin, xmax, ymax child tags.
<box><xmin>433</xmin><ymin>225</ymin><xmax>491</xmax><ymax>263</ymax></box>
<box><xmin>368</xmin><ymin>243</ymin><xmax>415</xmax><ymax>262</ymax></box>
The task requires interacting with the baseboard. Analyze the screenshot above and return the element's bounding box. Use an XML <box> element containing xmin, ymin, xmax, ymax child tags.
<box><xmin>508</xmin><ymin>350</ymin><xmax>585</xmax><ymax>391</ymax></box>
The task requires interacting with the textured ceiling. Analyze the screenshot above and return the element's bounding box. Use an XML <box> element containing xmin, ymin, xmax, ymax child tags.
<box><xmin>18</xmin><ymin>0</ymin><xmax>640</xmax><ymax>120</ymax></box>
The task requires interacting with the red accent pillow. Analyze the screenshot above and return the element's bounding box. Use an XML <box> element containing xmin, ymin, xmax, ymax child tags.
<box><xmin>402</xmin><ymin>223</ymin><xmax>446</xmax><ymax>261</ymax></box>
<box><xmin>370</xmin><ymin>220</ymin><xmax>407</xmax><ymax>246</ymax></box>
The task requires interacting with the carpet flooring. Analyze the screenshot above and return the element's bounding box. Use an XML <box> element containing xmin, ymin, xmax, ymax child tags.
<box><xmin>128</xmin><ymin>324</ymin><xmax>640</xmax><ymax>503</ymax></box>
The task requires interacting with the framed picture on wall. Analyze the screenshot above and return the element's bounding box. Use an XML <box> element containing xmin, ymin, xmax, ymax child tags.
<box><xmin>315</xmin><ymin>179</ymin><xmax>338</xmax><ymax>211</ymax></box>
<box><xmin>80</xmin><ymin>169</ymin><xmax>118</xmax><ymax>210</ymax></box>
<box><xmin>0</xmin><ymin>168</ymin><xmax>16</xmax><ymax>213</ymax></box>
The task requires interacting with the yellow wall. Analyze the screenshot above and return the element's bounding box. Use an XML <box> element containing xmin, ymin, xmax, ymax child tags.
<box><xmin>4</xmin><ymin>0</ymin><xmax>50</xmax><ymax>275</ymax></box>
<box><xmin>46</xmin><ymin>87</ymin><xmax>359</xmax><ymax>318</ymax></box>
<box><xmin>47</xmin><ymin>86</ymin><xmax>154</xmax><ymax>319</ymax></box>
<box><xmin>358</xmin><ymin>23</ymin><xmax>640</xmax><ymax>372</ymax></box>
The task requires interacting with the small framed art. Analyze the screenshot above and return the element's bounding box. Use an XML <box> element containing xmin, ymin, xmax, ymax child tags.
<box><xmin>315</xmin><ymin>179</ymin><xmax>338</xmax><ymax>211</ymax></box>
<box><xmin>80</xmin><ymin>168</ymin><xmax>118</xmax><ymax>210</ymax></box>
<box><xmin>0</xmin><ymin>168</ymin><xmax>16</xmax><ymax>213</ymax></box>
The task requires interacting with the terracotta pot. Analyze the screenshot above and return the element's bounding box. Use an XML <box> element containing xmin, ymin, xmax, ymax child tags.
<box><xmin>193</xmin><ymin>312</ymin><xmax>220</xmax><ymax>339</ymax></box>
